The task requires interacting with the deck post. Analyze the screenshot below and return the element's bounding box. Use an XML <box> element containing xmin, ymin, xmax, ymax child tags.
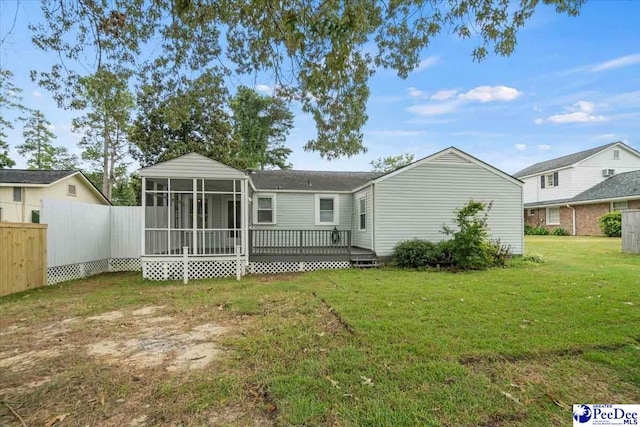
<box><xmin>183</xmin><ymin>246</ymin><xmax>188</xmax><ymax>284</ymax></box>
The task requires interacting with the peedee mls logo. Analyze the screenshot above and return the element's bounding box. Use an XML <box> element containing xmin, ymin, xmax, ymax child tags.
<box><xmin>573</xmin><ymin>404</ymin><xmax>639</xmax><ymax>426</ymax></box>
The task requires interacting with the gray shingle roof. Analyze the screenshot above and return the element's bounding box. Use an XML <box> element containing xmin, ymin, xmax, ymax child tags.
<box><xmin>572</xmin><ymin>170</ymin><xmax>640</xmax><ymax>202</ymax></box>
<box><xmin>0</xmin><ymin>169</ymin><xmax>77</xmax><ymax>184</ymax></box>
<box><xmin>250</xmin><ymin>170</ymin><xmax>383</xmax><ymax>191</ymax></box>
<box><xmin>513</xmin><ymin>142</ymin><xmax>619</xmax><ymax>178</ymax></box>
<box><xmin>524</xmin><ymin>170</ymin><xmax>640</xmax><ymax>207</ymax></box>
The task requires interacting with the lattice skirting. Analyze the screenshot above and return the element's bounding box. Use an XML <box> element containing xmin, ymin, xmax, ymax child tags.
<box><xmin>142</xmin><ymin>259</ymin><xmax>246</xmax><ymax>281</ymax></box>
<box><xmin>109</xmin><ymin>258</ymin><xmax>142</xmax><ymax>272</ymax></box>
<box><xmin>248</xmin><ymin>260</ymin><xmax>351</xmax><ymax>275</ymax></box>
<box><xmin>47</xmin><ymin>259</ymin><xmax>110</xmax><ymax>285</ymax></box>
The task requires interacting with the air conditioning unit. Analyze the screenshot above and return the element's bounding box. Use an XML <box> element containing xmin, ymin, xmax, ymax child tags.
<box><xmin>602</xmin><ymin>169</ymin><xmax>615</xmax><ymax>177</ymax></box>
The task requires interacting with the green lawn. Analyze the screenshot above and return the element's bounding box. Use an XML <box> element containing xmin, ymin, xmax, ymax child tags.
<box><xmin>1</xmin><ymin>237</ymin><xmax>639</xmax><ymax>426</ymax></box>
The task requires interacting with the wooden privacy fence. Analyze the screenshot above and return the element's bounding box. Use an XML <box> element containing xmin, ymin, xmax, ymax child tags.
<box><xmin>0</xmin><ymin>222</ymin><xmax>47</xmax><ymax>297</ymax></box>
<box><xmin>622</xmin><ymin>209</ymin><xmax>640</xmax><ymax>254</ymax></box>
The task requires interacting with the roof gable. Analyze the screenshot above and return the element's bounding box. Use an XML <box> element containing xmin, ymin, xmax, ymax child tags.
<box><xmin>137</xmin><ymin>153</ymin><xmax>246</xmax><ymax>179</ymax></box>
<box><xmin>372</xmin><ymin>147</ymin><xmax>523</xmax><ymax>187</ymax></box>
<box><xmin>513</xmin><ymin>142</ymin><xmax>639</xmax><ymax>178</ymax></box>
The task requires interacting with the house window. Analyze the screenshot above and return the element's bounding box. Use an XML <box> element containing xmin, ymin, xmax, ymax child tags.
<box><xmin>255</xmin><ymin>194</ymin><xmax>276</xmax><ymax>224</ymax></box>
<box><xmin>358</xmin><ymin>196</ymin><xmax>366</xmax><ymax>231</ymax></box>
<box><xmin>546</xmin><ymin>207</ymin><xmax>560</xmax><ymax>225</ymax></box>
<box><xmin>540</xmin><ymin>172</ymin><xmax>559</xmax><ymax>189</ymax></box>
<box><xmin>613</xmin><ymin>149</ymin><xmax>620</xmax><ymax>160</ymax></box>
<box><xmin>13</xmin><ymin>187</ymin><xmax>22</xmax><ymax>202</ymax></box>
<box><xmin>315</xmin><ymin>194</ymin><xmax>339</xmax><ymax>225</ymax></box>
<box><xmin>611</xmin><ymin>201</ymin><xmax>628</xmax><ymax>212</ymax></box>
<box><xmin>67</xmin><ymin>184</ymin><xmax>77</xmax><ymax>196</ymax></box>
<box><xmin>527</xmin><ymin>209</ymin><xmax>536</xmax><ymax>216</ymax></box>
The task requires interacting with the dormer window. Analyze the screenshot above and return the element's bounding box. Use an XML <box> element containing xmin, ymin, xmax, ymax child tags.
<box><xmin>613</xmin><ymin>149</ymin><xmax>620</xmax><ymax>160</ymax></box>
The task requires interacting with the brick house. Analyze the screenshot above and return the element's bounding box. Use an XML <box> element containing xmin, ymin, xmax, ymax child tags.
<box><xmin>514</xmin><ymin>142</ymin><xmax>640</xmax><ymax>235</ymax></box>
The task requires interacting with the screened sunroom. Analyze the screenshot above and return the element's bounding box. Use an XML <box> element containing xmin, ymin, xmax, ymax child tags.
<box><xmin>138</xmin><ymin>154</ymin><xmax>249</xmax><ymax>266</ymax></box>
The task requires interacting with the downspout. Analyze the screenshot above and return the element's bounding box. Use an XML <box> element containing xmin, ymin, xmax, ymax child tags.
<box><xmin>566</xmin><ymin>204</ymin><xmax>576</xmax><ymax>236</ymax></box>
<box><xmin>371</xmin><ymin>183</ymin><xmax>375</xmax><ymax>252</ymax></box>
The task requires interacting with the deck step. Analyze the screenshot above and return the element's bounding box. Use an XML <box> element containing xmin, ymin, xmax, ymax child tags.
<box><xmin>351</xmin><ymin>257</ymin><xmax>378</xmax><ymax>268</ymax></box>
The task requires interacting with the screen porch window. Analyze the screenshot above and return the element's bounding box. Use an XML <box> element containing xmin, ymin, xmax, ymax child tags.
<box><xmin>143</xmin><ymin>178</ymin><xmax>244</xmax><ymax>256</ymax></box>
<box><xmin>358</xmin><ymin>197</ymin><xmax>366</xmax><ymax>231</ymax></box>
<box><xmin>546</xmin><ymin>207</ymin><xmax>560</xmax><ymax>225</ymax></box>
<box><xmin>315</xmin><ymin>194</ymin><xmax>339</xmax><ymax>225</ymax></box>
<box><xmin>255</xmin><ymin>196</ymin><xmax>275</xmax><ymax>224</ymax></box>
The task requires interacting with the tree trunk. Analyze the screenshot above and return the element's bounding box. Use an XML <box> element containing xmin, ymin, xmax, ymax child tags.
<box><xmin>102</xmin><ymin>123</ymin><xmax>111</xmax><ymax>200</ymax></box>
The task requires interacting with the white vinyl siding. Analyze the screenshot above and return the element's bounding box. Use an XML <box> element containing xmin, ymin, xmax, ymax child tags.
<box><xmin>138</xmin><ymin>153</ymin><xmax>246</xmax><ymax>179</ymax></box>
<box><xmin>374</xmin><ymin>158</ymin><xmax>523</xmax><ymax>256</ymax></box>
<box><xmin>352</xmin><ymin>186</ymin><xmax>373</xmax><ymax>249</ymax></box>
<box><xmin>546</xmin><ymin>207</ymin><xmax>560</xmax><ymax>225</ymax></box>
<box><xmin>252</xmin><ymin>192</ymin><xmax>351</xmax><ymax>230</ymax></box>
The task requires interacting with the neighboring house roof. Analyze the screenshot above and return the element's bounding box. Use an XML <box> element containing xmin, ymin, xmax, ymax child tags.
<box><xmin>513</xmin><ymin>142</ymin><xmax>621</xmax><ymax>178</ymax></box>
<box><xmin>524</xmin><ymin>170</ymin><xmax>640</xmax><ymax>208</ymax></box>
<box><xmin>0</xmin><ymin>169</ymin><xmax>77</xmax><ymax>184</ymax></box>
<box><xmin>251</xmin><ymin>170</ymin><xmax>383</xmax><ymax>191</ymax></box>
<box><xmin>0</xmin><ymin>169</ymin><xmax>111</xmax><ymax>205</ymax></box>
<box><xmin>572</xmin><ymin>170</ymin><xmax>640</xmax><ymax>202</ymax></box>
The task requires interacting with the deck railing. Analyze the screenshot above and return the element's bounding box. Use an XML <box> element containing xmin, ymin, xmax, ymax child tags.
<box><xmin>144</xmin><ymin>229</ymin><xmax>242</xmax><ymax>256</ymax></box>
<box><xmin>249</xmin><ymin>229</ymin><xmax>351</xmax><ymax>257</ymax></box>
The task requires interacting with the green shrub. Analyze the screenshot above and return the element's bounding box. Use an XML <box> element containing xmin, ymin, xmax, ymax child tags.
<box><xmin>599</xmin><ymin>212</ymin><xmax>622</xmax><ymax>237</ymax></box>
<box><xmin>552</xmin><ymin>227</ymin><xmax>570</xmax><ymax>236</ymax></box>
<box><xmin>524</xmin><ymin>225</ymin><xmax>549</xmax><ymax>235</ymax></box>
<box><xmin>485</xmin><ymin>239</ymin><xmax>512</xmax><ymax>267</ymax></box>
<box><xmin>392</xmin><ymin>240</ymin><xmax>441</xmax><ymax>268</ymax></box>
<box><xmin>442</xmin><ymin>200</ymin><xmax>493</xmax><ymax>270</ymax></box>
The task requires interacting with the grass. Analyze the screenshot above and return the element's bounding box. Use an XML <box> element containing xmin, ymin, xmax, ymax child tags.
<box><xmin>1</xmin><ymin>236</ymin><xmax>638</xmax><ymax>426</ymax></box>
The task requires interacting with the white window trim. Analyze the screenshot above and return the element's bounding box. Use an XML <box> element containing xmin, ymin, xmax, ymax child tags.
<box><xmin>358</xmin><ymin>196</ymin><xmax>366</xmax><ymax>231</ymax></box>
<box><xmin>253</xmin><ymin>193</ymin><xmax>277</xmax><ymax>225</ymax></box>
<box><xmin>67</xmin><ymin>184</ymin><xmax>77</xmax><ymax>196</ymax></box>
<box><xmin>315</xmin><ymin>194</ymin><xmax>340</xmax><ymax>226</ymax></box>
<box><xmin>546</xmin><ymin>207</ymin><xmax>560</xmax><ymax>225</ymax></box>
<box><xmin>611</xmin><ymin>200</ymin><xmax>628</xmax><ymax>212</ymax></box>
<box><xmin>545</xmin><ymin>173</ymin><xmax>556</xmax><ymax>188</ymax></box>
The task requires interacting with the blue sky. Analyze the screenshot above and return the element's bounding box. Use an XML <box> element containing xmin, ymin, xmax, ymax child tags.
<box><xmin>1</xmin><ymin>1</ymin><xmax>639</xmax><ymax>174</ymax></box>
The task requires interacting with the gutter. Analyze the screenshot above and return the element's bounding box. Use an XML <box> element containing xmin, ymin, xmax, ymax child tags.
<box><xmin>566</xmin><ymin>204</ymin><xmax>576</xmax><ymax>236</ymax></box>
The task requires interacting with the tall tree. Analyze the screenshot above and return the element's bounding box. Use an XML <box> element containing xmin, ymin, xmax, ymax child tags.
<box><xmin>31</xmin><ymin>0</ymin><xmax>585</xmax><ymax>160</ymax></box>
<box><xmin>72</xmin><ymin>69</ymin><xmax>134</xmax><ymax>200</ymax></box>
<box><xmin>371</xmin><ymin>153</ymin><xmax>415</xmax><ymax>173</ymax></box>
<box><xmin>130</xmin><ymin>71</ymin><xmax>240</xmax><ymax>167</ymax></box>
<box><xmin>17</xmin><ymin>110</ymin><xmax>78</xmax><ymax>170</ymax></box>
<box><xmin>0</xmin><ymin>69</ymin><xmax>27</xmax><ymax>167</ymax></box>
<box><xmin>230</xmin><ymin>86</ymin><xmax>294</xmax><ymax>170</ymax></box>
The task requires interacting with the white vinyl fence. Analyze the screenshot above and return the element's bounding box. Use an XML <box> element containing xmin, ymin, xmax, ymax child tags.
<box><xmin>41</xmin><ymin>199</ymin><xmax>142</xmax><ymax>284</ymax></box>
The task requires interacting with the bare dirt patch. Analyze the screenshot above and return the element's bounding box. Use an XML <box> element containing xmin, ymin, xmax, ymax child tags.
<box><xmin>87</xmin><ymin>310</ymin><xmax>124</xmax><ymax>321</ymax></box>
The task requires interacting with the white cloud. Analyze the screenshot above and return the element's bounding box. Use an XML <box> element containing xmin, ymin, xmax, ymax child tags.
<box><xmin>32</xmin><ymin>91</ymin><xmax>42</xmax><ymax>98</ymax></box>
<box><xmin>538</xmin><ymin>101</ymin><xmax>608</xmax><ymax>124</ymax></box>
<box><xmin>416</xmin><ymin>56</ymin><xmax>439</xmax><ymax>71</ymax></box>
<box><xmin>430</xmin><ymin>89</ymin><xmax>457</xmax><ymax>101</ymax></box>
<box><xmin>457</xmin><ymin>85</ymin><xmax>521</xmax><ymax>102</ymax></box>
<box><xmin>407</xmin><ymin>87</ymin><xmax>426</xmax><ymax>98</ymax></box>
<box><xmin>537</xmin><ymin>144</ymin><xmax>551</xmax><ymax>151</ymax></box>
<box><xmin>255</xmin><ymin>84</ymin><xmax>272</xmax><ymax>94</ymax></box>
<box><xmin>514</xmin><ymin>143</ymin><xmax>527</xmax><ymax>151</ymax></box>
<box><xmin>47</xmin><ymin>124</ymin><xmax>56</xmax><ymax>131</ymax></box>
<box><xmin>591</xmin><ymin>54</ymin><xmax>640</xmax><ymax>72</ymax></box>
<box><xmin>406</xmin><ymin>101</ymin><xmax>460</xmax><ymax>117</ymax></box>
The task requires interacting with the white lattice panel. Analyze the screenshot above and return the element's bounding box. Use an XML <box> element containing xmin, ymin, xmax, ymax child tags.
<box><xmin>142</xmin><ymin>260</ymin><xmax>244</xmax><ymax>281</ymax></box>
<box><xmin>249</xmin><ymin>262</ymin><xmax>301</xmax><ymax>275</ymax></box>
<box><xmin>109</xmin><ymin>258</ymin><xmax>142</xmax><ymax>272</ymax></box>
<box><xmin>303</xmin><ymin>261</ymin><xmax>351</xmax><ymax>272</ymax></box>
<box><xmin>47</xmin><ymin>259</ymin><xmax>110</xmax><ymax>285</ymax></box>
